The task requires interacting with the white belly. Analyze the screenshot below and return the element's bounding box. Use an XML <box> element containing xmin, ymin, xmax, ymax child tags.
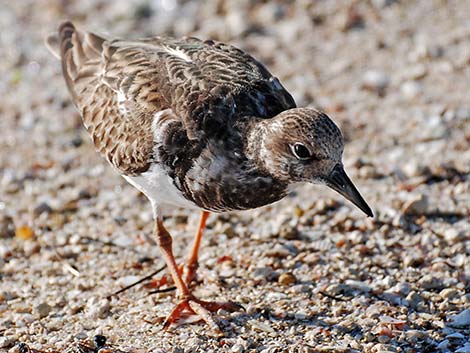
<box><xmin>122</xmin><ymin>163</ymin><xmax>199</xmax><ymax>210</ymax></box>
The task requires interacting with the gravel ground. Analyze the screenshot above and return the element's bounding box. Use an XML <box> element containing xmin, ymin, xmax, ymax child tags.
<box><xmin>1</xmin><ymin>1</ymin><xmax>469</xmax><ymax>352</ymax></box>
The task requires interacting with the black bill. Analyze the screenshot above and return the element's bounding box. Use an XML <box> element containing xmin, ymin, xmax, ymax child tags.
<box><xmin>325</xmin><ymin>164</ymin><xmax>373</xmax><ymax>217</ymax></box>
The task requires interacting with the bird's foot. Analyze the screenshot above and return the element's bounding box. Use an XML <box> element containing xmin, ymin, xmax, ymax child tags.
<box><xmin>162</xmin><ymin>295</ymin><xmax>242</xmax><ymax>335</ymax></box>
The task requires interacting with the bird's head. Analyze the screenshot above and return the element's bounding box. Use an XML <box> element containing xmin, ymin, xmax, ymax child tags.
<box><xmin>247</xmin><ymin>108</ymin><xmax>373</xmax><ymax>217</ymax></box>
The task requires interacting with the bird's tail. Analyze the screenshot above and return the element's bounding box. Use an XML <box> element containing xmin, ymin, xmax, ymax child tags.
<box><xmin>45</xmin><ymin>21</ymin><xmax>105</xmax><ymax>105</ymax></box>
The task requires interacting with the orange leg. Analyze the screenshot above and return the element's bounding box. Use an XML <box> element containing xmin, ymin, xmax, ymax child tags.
<box><xmin>150</xmin><ymin>211</ymin><xmax>209</xmax><ymax>289</ymax></box>
<box><xmin>154</xmin><ymin>214</ymin><xmax>240</xmax><ymax>334</ymax></box>
<box><xmin>184</xmin><ymin>211</ymin><xmax>209</xmax><ymax>285</ymax></box>
<box><xmin>155</xmin><ymin>219</ymin><xmax>190</xmax><ymax>297</ymax></box>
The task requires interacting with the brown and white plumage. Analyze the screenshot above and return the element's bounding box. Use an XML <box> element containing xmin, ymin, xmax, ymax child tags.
<box><xmin>48</xmin><ymin>21</ymin><xmax>303</xmax><ymax>212</ymax></box>
<box><xmin>48</xmin><ymin>21</ymin><xmax>372</xmax><ymax>333</ymax></box>
<box><xmin>48</xmin><ymin>21</ymin><xmax>294</xmax><ymax>177</ymax></box>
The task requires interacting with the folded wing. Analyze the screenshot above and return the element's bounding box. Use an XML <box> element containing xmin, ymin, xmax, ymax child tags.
<box><xmin>49</xmin><ymin>21</ymin><xmax>296</xmax><ymax>175</ymax></box>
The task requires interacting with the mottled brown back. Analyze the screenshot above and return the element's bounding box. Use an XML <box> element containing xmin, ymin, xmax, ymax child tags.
<box><xmin>50</xmin><ymin>21</ymin><xmax>295</xmax><ymax>176</ymax></box>
<box><xmin>54</xmin><ymin>22</ymin><xmax>155</xmax><ymax>175</ymax></box>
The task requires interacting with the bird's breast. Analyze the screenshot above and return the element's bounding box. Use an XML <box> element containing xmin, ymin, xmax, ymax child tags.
<box><xmin>181</xmin><ymin>148</ymin><xmax>288</xmax><ymax>212</ymax></box>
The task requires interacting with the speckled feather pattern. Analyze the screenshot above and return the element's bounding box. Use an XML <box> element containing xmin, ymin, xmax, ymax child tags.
<box><xmin>52</xmin><ymin>22</ymin><xmax>344</xmax><ymax>212</ymax></box>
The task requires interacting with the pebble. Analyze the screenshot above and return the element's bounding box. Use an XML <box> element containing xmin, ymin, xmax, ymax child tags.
<box><xmin>403</xmin><ymin>253</ymin><xmax>424</xmax><ymax>267</ymax></box>
<box><xmin>231</xmin><ymin>344</ymin><xmax>244</xmax><ymax>353</ymax></box>
<box><xmin>117</xmin><ymin>275</ymin><xmax>141</xmax><ymax>287</ymax></box>
<box><xmin>278</xmin><ymin>272</ymin><xmax>297</xmax><ymax>286</ymax></box>
<box><xmin>265</xmin><ymin>292</ymin><xmax>288</xmax><ymax>301</ymax></box>
<box><xmin>419</xmin><ymin>275</ymin><xmax>444</xmax><ymax>290</ymax></box>
<box><xmin>362</xmin><ymin>70</ymin><xmax>390</xmax><ymax>94</ymax></box>
<box><xmin>448</xmin><ymin>309</ymin><xmax>470</xmax><ymax>328</ymax></box>
<box><xmin>70</xmin><ymin>135</ymin><xmax>83</xmax><ymax>147</ymax></box>
<box><xmin>16</xmin><ymin>313</ymin><xmax>34</xmax><ymax>327</ymax></box>
<box><xmin>252</xmin><ymin>267</ymin><xmax>277</xmax><ymax>282</ymax></box>
<box><xmin>392</xmin><ymin>214</ymin><xmax>407</xmax><ymax>228</ymax></box>
<box><xmin>279</xmin><ymin>223</ymin><xmax>298</xmax><ymax>240</ymax></box>
<box><xmin>114</xmin><ymin>234</ymin><xmax>134</xmax><ymax>247</ymax></box>
<box><xmin>377</xmin><ymin>335</ymin><xmax>391</xmax><ymax>344</ymax></box>
<box><xmin>447</xmin><ymin>332</ymin><xmax>465</xmax><ymax>339</ymax></box>
<box><xmin>34</xmin><ymin>302</ymin><xmax>52</xmax><ymax>318</ymax></box>
<box><xmin>436</xmin><ymin>339</ymin><xmax>450</xmax><ymax>350</ymax></box>
<box><xmin>380</xmin><ymin>292</ymin><xmax>403</xmax><ymax>305</ymax></box>
<box><xmin>0</xmin><ymin>214</ymin><xmax>15</xmax><ymax>238</ymax></box>
<box><xmin>344</xmin><ymin>280</ymin><xmax>372</xmax><ymax>293</ymax></box>
<box><xmin>440</xmin><ymin>288</ymin><xmax>460</xmax><ymax>300</ymax></box>
<box><xmin>45</xmin><ymin>318</ymin><xmax>63</xmax><ymax>331</ymax></box>
<box><xmin>400</xmin><ymin>64</ymin><xmax>427</xmax><ymax>80</ymax></box>
<box><xmin>0</xmin><ymin>337</ymin><xmax>14</xmax><ymax>349</ymax></box>
<box><xmin>406</xmin><ymin>291</ymin><xmax>424</xmax><ymax>310</ymax></box>
<box><xmin>249</xmin><ymin>320</ymin><xmax>275</xmax><ymax>333</ymax></box>
<box><xmin>402</xmin><ymin>161</ymin><xmax>428</xmax><ymax>178</ymax></box>
<box><xmin>325</xmin><ymin>283</ymin><xmax>350</xmax><ymax>296</ymax></box>
<box><xmin>358</xmin><ymin>165</ymin><xmax>381</xmax><ymax>179</ymax></box>
<box><xmin>456</xmin><ymin>343</ymin><xmax>470</xmax><ymax>353</ymax></box>
<box><xmin>294</xmin><ymin>311</ymin><xmax>308</xmax><ymax>320</ymax></box>
<box><xmin>13</xmin><ymin>303</ymin><xmax>29</xmax><ymax>313</ymax></box>
<box><xmin>23</xmin><ymin>241</ymin><xmax>40</xmax><ymax>256</ymax></box>
<box><xmin>337</xmin><ymin>4</ymin><xmax>365</xmax><ymax>32</ymax></box>
<box><xmin>421</xmin><ymin>115</ymin><xmax>448</xmax><ymax>140</ymax></box>
<box><xmin>219</xmin><ymin>223</ymin><xmax>237</xmax><ymax>238</ymax></box>
<box><xmin>386</xmin><ymin>282</ymin><xmax>410</xmax><ymax>296</ymax></box>
<box><xmin>401</xmin><ymin>194</ymin><xmax>428</xmax><ymax>216</ymax></box>
<box><xmin>443</xmin><ymin>228</ymin><xmax>462</xmax><ymax>243</ymax></box>
<box><xmin>289</xmin><ymin>284</ymin><xmax>310</xmax><ymax>294</ymax></box>
<box><xmin>400</xmin><ymin>81</ymin><xmax>422</xmax><ymax>100</ymax></box>
<box><xmin>33</xmin><ymin>202</ymin><xmax>53</xmax><ymax>216</ymax></box>
<box><xmin>15</xmin><ymin>225</ymin><xmax>35</xmax><ymax>240</ymax></box>
<box><xmin>405</xmin><ymin>329</ymin><xmax>428</xmax><ymax>341</ymax></box>
<box><xmin>455</xmin><ymin>342</ymin><xmax>470</xmax><ymax>353</ymax></box>
<box><xmin>85</xmin><ymin>297</ymin><xmax>110</xmax><ymax>319</ymax></box>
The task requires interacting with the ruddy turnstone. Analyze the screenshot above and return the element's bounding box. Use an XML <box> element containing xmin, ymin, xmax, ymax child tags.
<box><xmin>47</xmin><ymin>21</ymin><xmax>373</xmax><ymax>334</ymax></box>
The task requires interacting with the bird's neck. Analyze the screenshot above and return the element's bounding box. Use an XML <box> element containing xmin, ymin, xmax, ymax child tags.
<box><xmin>242</xmin><ymin>117</ymin><xmax>290</xmax><ymax>184</ymax></box>
<box><xmin>242</xmin><ymin>118</ymin><xmax>269</xmax><ymax>170</ymax></box>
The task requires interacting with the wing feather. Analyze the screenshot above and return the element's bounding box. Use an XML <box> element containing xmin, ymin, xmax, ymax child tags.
<box><xmin>49</xmin><ymin>21</ymin><xmax>296</xmax><ymax>174</ymax></box>
<box><xmin>51</xmin><ymin>21</ymin><xmax>156</xmax><ymax>175</ymax></box>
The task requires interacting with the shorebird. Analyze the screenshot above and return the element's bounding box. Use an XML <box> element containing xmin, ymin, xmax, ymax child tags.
<box><xmin>47</xmin><ymin>21</ymin><xmax>373</xmax><ymax>334</ymax></box>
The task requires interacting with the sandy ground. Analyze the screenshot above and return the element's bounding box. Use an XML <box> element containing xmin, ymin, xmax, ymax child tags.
<box><xmin>1</xmin><ymin>0</ymin><xmax>469</xmax><ymax>352</ymax></box>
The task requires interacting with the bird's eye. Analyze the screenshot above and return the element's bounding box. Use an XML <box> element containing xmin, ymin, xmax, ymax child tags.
<box><xmin>291</xmin><ymin>143</ymin><xmax>311</xmax><ymax>160</ymax></box>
